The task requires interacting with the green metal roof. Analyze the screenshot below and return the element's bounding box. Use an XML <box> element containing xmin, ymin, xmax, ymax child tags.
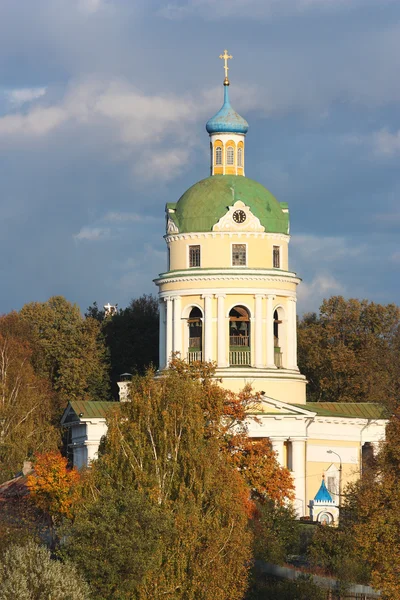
<box><xmin>169</xmin><ymin>175</ymin><xmax>289</xmax><ymax>234</ymax></box>
<box><xmin>299</xmin><ymin>403</ymin><xmax>388</xmax><ymax>420</ymax></box>
<box><xmin>67</xmin><ymin>400</ymin><xmax>116</xmax><ymax>420</ymax></box>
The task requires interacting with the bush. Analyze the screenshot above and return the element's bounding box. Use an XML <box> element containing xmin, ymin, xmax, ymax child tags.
<box><xmin>246</xmin><ymin>573</ymin><xmax>326</xmax><ymax>600</ymax></box>
<box><xmin>0</xmin><ymin>540</ymin><xmax>90</xmax><ymax>600</ymax></box>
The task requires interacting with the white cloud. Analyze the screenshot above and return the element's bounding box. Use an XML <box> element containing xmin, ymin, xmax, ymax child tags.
<box><xmin>73</xmin><ymin>226</ymin><xmax>111</xmax><ymax>241</ymax></box>
<box><xmin>0</xmin><ymin>78</ymin><xmax>213</xmax><ymax>181</ymax></box>
<box><xmin>372</xmin><ymin>128</ymin><xmax>400</xmax><ymax>156</ymax></box>
<box><xmin>5</xmin><ymin>87</ymin><xmax>47</xmax><ymax>107</ymax></box>
<box><xmin>297</xmin><ymin>273</ymin><xmax>345</xmax><ymax>313</ymax></box>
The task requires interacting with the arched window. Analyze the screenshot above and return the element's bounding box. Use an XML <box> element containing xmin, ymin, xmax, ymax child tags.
<box><xmin>237</xmin><ymin>147</ymin><xmax>243</xmax><ymax>167</ymax></box>
<box><xmin>215</xmin><ymin>146</ymin><xmax>222</xmax><ymax>165</ymax></box>
<box><xmin>229</xmin><ymin>306</ymin><xmax>250</xmax><ymax>366</ymax></box>
<box><xmin>274</xmin><ymin>309</ymin><xmax>284</xmax><ymax>368</ymax></box>
<box><xmin>226</xmin><ymin>146</ymin><xmax>234</xmax><ymax>166</ymax></box>
<box><xmin>187</xmin><ymin>307</ymin><xmax>202</xmax><ymax>363</ymax></box>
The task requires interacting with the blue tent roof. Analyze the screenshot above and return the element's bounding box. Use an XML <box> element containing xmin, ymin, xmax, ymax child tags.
<box><xmin>314</xmin><ymin>477</ymin><xmax>333</xmax><ymax>502</ymax></box>
<box><xmin>206</xmin><ymin>85</ymin><xmax>249</xmax><ymax>135</ymax></box>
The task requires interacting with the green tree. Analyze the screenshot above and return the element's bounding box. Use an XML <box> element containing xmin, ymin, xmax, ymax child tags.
<box><xmin>347</xmin><ymin>414</ymin><xmax>400</xmax><ymax>599</ymax></box>
<box><xmin>97</xmin><ymin>295</ymin><xmax>159</xmax><ymax>394</ymax></box>
<box><xmin>0</xmin><ymin>313</ymin><xmax>59</xmax><ymax>481</ymax></box>
<box><xmin>298</xmin><ymin>296</ymin><xmax>400</xmax><ymax>403</ymax></box>
<box><xmin>66</xmin><ymin>364</ymin><xmax>252</xmax><ymax>600</ymax></box>
<box><xmin>20</xmin><ymin>296</ymin><xmax>110</xmax><ymax>408</ymax></box>
<box><xmin>253</xmin><ymin>500</ymin><xmax>300</xmax><ymax>565</ymax></box>
<box><xmin>0</xmin><ymin>540</ymin><xmax>90</xmax><ymax>600</ymax></box>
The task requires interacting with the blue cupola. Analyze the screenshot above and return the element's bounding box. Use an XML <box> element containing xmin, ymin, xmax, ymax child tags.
<box><xmin>206</xmin><ymin>84</ymin><xmax>249</xmax><ymax>135</ymax></box>
<box><xmin>314</xmin><ymin>476</ymin><xmax>333</xmax><ymax>503</ymax></box>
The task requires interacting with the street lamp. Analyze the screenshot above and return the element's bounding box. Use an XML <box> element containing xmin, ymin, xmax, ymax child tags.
<box><xmin>327</xmin><ymin>450</ymin><xmax>342</xmax><ymax>507</ymax></box>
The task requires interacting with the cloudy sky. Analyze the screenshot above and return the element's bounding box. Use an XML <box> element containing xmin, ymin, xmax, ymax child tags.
<box><xmin>1</xmin><ymin>0</ymin><xmax>400</xmax><ymax>315</ymax></box>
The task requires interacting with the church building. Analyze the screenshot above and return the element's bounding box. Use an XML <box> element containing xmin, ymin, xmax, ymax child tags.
<box><xmin>62</xmin><ymin>52</ymin><xmax>387</xmax><ymax>522</ymax></box>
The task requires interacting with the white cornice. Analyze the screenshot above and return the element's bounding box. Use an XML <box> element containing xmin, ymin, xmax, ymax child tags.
<box><xmin>155</xmin><ymin>270</ymin><xmax>300</xmax><ymax>287</ymax></box>
<box><xmin>157</xmin><ymin>287</ymin><xmax>298</xmax><ymax>299</ymax></box>
<box><xmin>165</xmin><ymin>232</ymin><xmax>290</xmax><ymax>243</ymax></box>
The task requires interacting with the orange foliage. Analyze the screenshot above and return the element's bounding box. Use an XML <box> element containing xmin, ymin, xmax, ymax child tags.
<box><xmin>169</xmin><ymin>357</ymin><xmax>294</xmax><ymax>506</ymax></box>
<box><xmin>27</xmin><ymin>451</ymin><xmax>81</xmax><ymax>522</ymax></box>
<box><xmin>226</xmin><ymin>437</ymin><xmax>295</xmax><ymax>505</ymax></box>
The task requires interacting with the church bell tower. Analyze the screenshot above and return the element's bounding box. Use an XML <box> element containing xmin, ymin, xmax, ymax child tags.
<box><xmin>154</xmin><ymin>51</ymin><xmax>306</xmax><ymax>404</ymax></box>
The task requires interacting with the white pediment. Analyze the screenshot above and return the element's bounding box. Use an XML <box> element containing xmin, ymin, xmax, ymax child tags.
<box><xmin>213</xmin><ymin>200</ymin><xmax>265</xmax><ymax>232</ymax></box>
<box><xmin>254</xmin><ymin>396</ymin><xmax>317</xmax><ymax>417</ymax></box>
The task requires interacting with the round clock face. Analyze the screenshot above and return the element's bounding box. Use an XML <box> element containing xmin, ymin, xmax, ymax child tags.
<box><xmin>232</xmin><ymin>209</ymin><xmax>246</xmax><ymax>224</ymax></box>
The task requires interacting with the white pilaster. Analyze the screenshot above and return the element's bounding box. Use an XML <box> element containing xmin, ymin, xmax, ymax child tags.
<box><xmin>173</xmin><ymin>296</ymin><xmax>182</xmax><ymax>356</ymax></box>
<box><xmin>165</xmin><ymin>296</ymin><xmax>173</xmax><ymax>366</ymax></box>
<box><xmin>271</xmin><ymin>438</ymin><xmax>284</xmax><ymax>467</ymax></box>
<box><xmin>266</xmin><ymin>295</ymin><xmax>276</xmax><ymax>368</ymax></box>
<box><xmin>287</xmin><ymin>298</ymin><xmax>297</xmax><ymax>370</ymax></box>
<box><xmin>203</xmin><ymin>294</ymin><xmax>213</xmax><ymax>362</ymax></box>
<box><xmin>159</xmin><ymin>299</ymin><xmax>166</xmax><ymax>370</ymax></box>
<box><xmin>291</xmin><ymin>439</ymin><xmax>306</xmax><ymax>517</ymax></box>
<box><xmin>216</xmin><ymin>294</ymin><xmax>227</xmax><ymax>367</ymax></box>
<box><xmin>254</xmin><ymin>294</ymin><xmax>264</xmax><ymax>368</ymax></box>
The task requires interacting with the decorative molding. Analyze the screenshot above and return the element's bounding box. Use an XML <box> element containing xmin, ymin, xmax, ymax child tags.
<box><xmin>166</xmin><ymin>217</ymin><xmax>179</xmax><ymax>234</ymax></box>
<box><xmin>165</xmin><ymin>231</ymin><xmax>290</xmax><ymax>243</ymax></box>
<box><xmin>155</xmin><ymin>273</ymin><xmax>301</xmax><ymax>286</ymax></box>
<box><xmin>157</xmin><ymin>287</ymin><xmax>297</xmax><ymax>299</ymax></box>
<box><xmin>213</xmin><ymin>200</ymin><xmax>265</xmax><ymax>233</ymax></box>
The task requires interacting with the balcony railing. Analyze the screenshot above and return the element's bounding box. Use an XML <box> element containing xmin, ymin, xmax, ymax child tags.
<box><xmin>274</xmin><ymin>348</ymin><xmax>283</xmax><ymax>368</ymax></box>
<box><xmin>230</xmin><ymin>335</ymin><xmax>249</xmax><ymax>347</ymax></box>
<box><xmin>187</xmin><ymin>351</ymin><xmax>202</xmax><ymax>363</ymax></box>
<box><xmin>189</xmin><ymin>337</ymin><xmax>201</xmax><ymax>348</ymax></box>
<box><xmin>229</xmin><ymin>350</ymin><xmax>251</xmax><ymax>366</ymax></box>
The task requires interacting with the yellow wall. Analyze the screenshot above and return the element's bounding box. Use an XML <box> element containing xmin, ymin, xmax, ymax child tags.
<box><xmin>167</xmin><ymin>234</ymin><xmax>290</xmax><ymax>271</ymax></box>
<box><xmin>306</xmin><ymin>440</ymin><xmax>361</xmax><ymax>504</ymax></box>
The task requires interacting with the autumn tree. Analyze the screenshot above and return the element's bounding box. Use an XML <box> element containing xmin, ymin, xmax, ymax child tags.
<box><xmin>66</xmin><ymin>364</ymin><xmax>253</xmax><ymax>600</ymax></box>
<box><xmin>20</xmin><ymin>296</ymin><xmax>110</xmax><ymax>408</ymax></box>
<box><xmin>66</xmin><ymin>360</ymin><xmax>296</xmax><ymax>599</ymax></box>
<box><xmin>0</xmin><ymin>313</ymin><xmax>59</xmax><ymax>481</ymax></box>
<box><xmin>344</xmin><ymin>414</ymin><xmax>400</xmax><ymax>599</ymax></box>
<box><xmin>27</xmin><ymin>451</ymin><xmax>81</xmax><ymax>525</ymax></box>
<box><xmin>298</xmin><ymin>296</ymin><xmax>400</xmax><ymax>403</ymax></box>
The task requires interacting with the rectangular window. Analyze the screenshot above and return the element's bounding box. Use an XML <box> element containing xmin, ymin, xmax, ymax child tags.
<box><xmin>327</xmin><ymin>476</ymin><xmax>338</xmax><ymax>496</ymax></box>
<box><xmin>232</xmin><ymin>244</ymin><xmax>246</xmax><ymax>266</ymax></box>
<box><xmin>189</xmin><ymin>245</ymin><xmax>201</xmax><ymax>267</ymax></box>
<box><xmin>273</xmin><ymin>245</ymin><xmax>280</xmax><ymax>268</ymax></box>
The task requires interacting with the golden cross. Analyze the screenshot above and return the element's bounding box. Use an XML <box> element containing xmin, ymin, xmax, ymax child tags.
<box><xmin>219</xmin><ymin>49</ymin><xmax>232</xmax><ymax>82</ymax></box>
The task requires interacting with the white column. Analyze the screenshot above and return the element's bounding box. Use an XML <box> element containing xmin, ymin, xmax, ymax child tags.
<box><xmin>254</xmin><ymin>294</ymin><xmax>264</xmax><ymax>368</ymax></box>
<box><xmin>271</xmin><ymin>438</ymin><xmax>284</xmax><ymax>467</ymax></box>
<box><xmin>287</xmin><ymin>298</ymin><xmax>297</xmax><ymax>370</ymax></box>
<box><xmin>266</xmin><ymin>295</ymin><xmax>276</xmax><ymax>368</ymax></box>
<box><xmin>291</xmin><ymin>439</ymin><xmax>306</xmax><ymax>517</ymax></box>
<box><xmin>216</xmin><ymin>294</ymin><xmax>227</xmax><ymax>367</ymax></box>
<box><xmin>165</xmin><ymin>296</ymin><xmax>173</xmax><ymax>366</ymax></box>
<box><xmin>159</xmin><ymin>299</ymin><xmax>166</xmax><ymax>370</ymax></box>
<box><xmin>173</xmin><ymin>296</ymin><xmax>182</xmax><ymax>356</ymax></box>
<box><xmin>203</xmin><ymin>294</ymin><xmax>213</xmax><ymax>362</ymax></box>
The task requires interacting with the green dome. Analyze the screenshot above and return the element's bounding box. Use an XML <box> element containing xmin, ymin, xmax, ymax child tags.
<box><xmin>168</xmin><ymin>175</ymin><xmax>289</xmax><ymax>234</ymax></box>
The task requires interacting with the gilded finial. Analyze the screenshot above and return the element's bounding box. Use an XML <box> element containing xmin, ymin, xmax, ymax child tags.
<box><xmin>219</xmin><ymin>49</ymin><xmax>232</xmax><ymax>85</ymax></box>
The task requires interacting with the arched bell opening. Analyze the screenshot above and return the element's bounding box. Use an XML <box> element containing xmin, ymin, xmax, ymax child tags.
<box><xmin>273</xmin><ymin>308</ymin><xmax>284</xmax><ymax>368</ymax></box>
<box><xmin>229</xmin><ymin>305</ymin><xmax>251</xmax><ymax>366</ymax></box>
<box><xmin>187</xmin><ymin>307</ymin><xmax>203</xmax><ymax>363</ymax></box>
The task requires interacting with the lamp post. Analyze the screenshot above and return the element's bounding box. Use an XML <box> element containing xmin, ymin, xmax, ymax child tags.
<box><xmin>327</xmin><ymin>450</ymin><xmax>342</xmax><ymax>507</ymax></box>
